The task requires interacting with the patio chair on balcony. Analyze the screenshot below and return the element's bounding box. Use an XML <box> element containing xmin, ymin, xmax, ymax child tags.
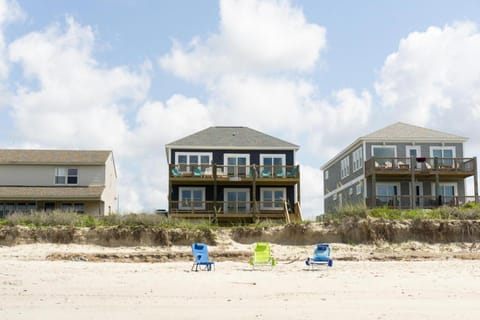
<box><xmin>286</xmin><ymin>166</ymin><xmax>297</xmax><ymax>178</ymax></box>
<box><xmin>193</xmin><ymin>167</ymin><xmax>203</xmax><ymax>177</ymax></box>
<box><xmin>261</xmin><ymin>169</ymin><xmax>271</xmax><ymax>178</ymax></box>
<box><xmin>276</xmin><ymin>168</ymin><xmax>285</xmax><ymax>178</ymax></box>
<box><xmin>305</xmin><ymin>243</ymin><xmax>333</xmax><ymax>268</ymax></box>
<box><xmin>191</xmin><ymin>243</ymin><xmax>215</xmax><ymax>271</ymax></box>
<box><xmin>171</xmin><ymin>167</ymin><xmax>183</xmax><ymax>177</ymax></box>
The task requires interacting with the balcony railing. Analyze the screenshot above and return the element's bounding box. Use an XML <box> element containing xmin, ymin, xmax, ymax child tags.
<box><xmin>366</xmin><ymin>195</ymin><xmax>478</xmax><ymax>209</ymax></box>
<box><xmin>365</xmin><ymin>157</ymin><xmax>476</xmax><ymax>176</ymax></box>
<box><xmin>169</xmin><ymin>164</ymin><xmax>300</xmax><ymax>180</ymax></box>
<box><xmin>169</xmin><ymin>200</ymin><xmax>289</xmax><ymax>214</ymax></box>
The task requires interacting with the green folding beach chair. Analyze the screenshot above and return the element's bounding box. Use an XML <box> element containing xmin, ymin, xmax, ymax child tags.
<box><xmin>248</xmin><ymin>242</ymin><xmax>276</xmax><ymax>269</ymax></box>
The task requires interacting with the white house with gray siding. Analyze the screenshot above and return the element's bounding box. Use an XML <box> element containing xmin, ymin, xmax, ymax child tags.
<box><xmin>321</xmin><ymin>122</ymin><xmax>478</xmax><ymax>213</ymax></box>
<box><xmin>0</xmin><ymin>149</ymin><xmax>117</xmax><ymax>216</ymax></box>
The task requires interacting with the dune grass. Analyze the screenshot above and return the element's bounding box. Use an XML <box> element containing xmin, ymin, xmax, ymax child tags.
<box><xmin>322</xmin><ymin>203</ymin><xmax>480</xmax><ymax>221</ymax></box>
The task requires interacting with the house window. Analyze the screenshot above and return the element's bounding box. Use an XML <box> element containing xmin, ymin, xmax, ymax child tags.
<box><xmin>325</xmin><ymin>170</ymin><xmax>329</xmax><ymax>180</ymax></box>
<box><xmin>61</xmin><ymin>203</ymin><xmax>85</xmax><ymax>213</ymax></box>
<box><xmin>430</xmin><ymin>146</ymin><xmax>456</xmax><ymax>167</ymax></box>
<box><xmin>340</xmin><ymin>156</ymin><xmax>350</xmax><ymax>179</ymax></box>
<box><xmin>260</xmin><ymin>154</ymin><xmax>286</xmax><ymax>177</ymax></box>
<box><xmin>260</xmin><ymin>188</ymin><xmax>286</xmax><ymax>210</ymax></box>
<box><xmin>175</xmin><ymin>152</ymin><xmax>212</xmax><ymax>173</ymax></box>
<box><xmin>431</xmin><ymin>183</ymin><xmax>457</xmax><ymax>205</ymax></box>
<box><xmin>348</xmin><ymin>188</ymin><xmax>353</xmax><ymax>196</ymax></box>
<box><xmin>55</xmin><ymin>168</ymin><xmax>78</xmax><ymax>185</ymax></box>
<box><xmin>333</xmin><ymin>193</ymin><xmax>337</xmax><ymax>201</ymax></box>
<box><xmin>179</xmin><ymin>187</ymin><xmax>205</xmax><ymax>210</ymax></box>
<box><xmin>372</xmin><ymin>146</ymin><xmax>396</xmax><ymax>166</ymax></box>
<box><xmin>356</xmin><ymin>183</ymin><xmax>362</xmax><ymax>195</ymax></box>
<box><xmin>224</xmin><ymin>154</ymin><xmax>250</xmax><ymax>176</ymax></box>
<box><xmin>352</xmin><ymin>147</ymin><xmax>363</xmax><ymax>172</ymax></box>
<box><xmin>224</xmin><ymin>188</ymin><xmax>250</xmax><ymax>213</ymax></box>
<box><xmin>376</xmin><ymin>183</ymin><xmax>400</xmax><ymax>207</ymax></box>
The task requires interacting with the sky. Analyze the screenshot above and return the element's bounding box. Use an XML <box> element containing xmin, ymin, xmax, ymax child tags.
<box><xmin>1</xmin><ymin>0</ymin><xmax>480</xmax><ymax>219</ymax></box>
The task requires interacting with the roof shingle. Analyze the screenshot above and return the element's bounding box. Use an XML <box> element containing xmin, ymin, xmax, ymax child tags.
<box><xmin>0</xmin><ymin>150</ymin><xmax>111</xmax><ymax>165</ymax></box>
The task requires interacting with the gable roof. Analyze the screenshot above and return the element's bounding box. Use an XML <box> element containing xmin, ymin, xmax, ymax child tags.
<box><xmin>0</xmin><ymin>149</ymin><xmax>112</xmax><ymax>165</ymax></box>
<box><xmin>362</xmin><ymin>122</ymin><xmax>467</xmax><ymax>141</ymax></box>
<box><xmin>321</xmin><ymin>122</ymin><xmax>467</xmax><ymax>170</ymax></box>
<box><xmin>166</xmin><ymin>126</ymin><xmax>299</xmax><ymax>150</ymax></box>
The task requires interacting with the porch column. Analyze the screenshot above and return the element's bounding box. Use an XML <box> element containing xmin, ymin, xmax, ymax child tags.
<box><xmin>474</xmin><ymin>157</ymin><xmax>478</xmax><ymax>204</ymax></box>
<box><xmin>252</xmin><ymin>164</ymin><xmax>257</xmax><ymax>220</ymax></box>
<box><xmin>410</xmin><ymin>157</ymin><xmax>416</xmax><ymax>209</ymax></box>
<box><xmin>371</xmin><ymin>157</ymin><xmax>376</xmax><ymax>208</ymax></box>
<box><xmin>297</xmin><ymin>165</ymin><xmax>301</xmax><ymax>203</ymax></box>
<box><xmin>212</xmin><ymin>162</ymin><xmax>218</xmax><ymax>223</ymax></box>
<box><xmin>434</xmin><ymin>157</ymin><xmax>440</xmax><ymax>206</ymax></box>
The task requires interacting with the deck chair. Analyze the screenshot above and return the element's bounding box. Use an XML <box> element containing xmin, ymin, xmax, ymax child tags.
<box><xmin>286</xmin><ymin>166</ymin><xmax>297</xmax><ymax>178</ymax></box>
<box><xmin>191</xmin><ymin>243</ymin><xmax>215</xmax><ymax>271</ymax></box>
<box><xmin>276</xmin><ymin>168</ymin><xmax>284</xmax><ymax>178</ymax></box>
<box><xmin>171</xmin><ymin>167</ymin><xmax>183</xmax><ymax>177</ymax></box>
<box><xmin>305</xmin><ymin>243</ymin><xmax>333</xmax><ymax>268</ymax></box>
<box><xmin>248</xmin><ymin>242</ymin><xmax>276</xmax><ymax>269</ymax></box>
<box><xmin>193</xmin><ymin>167</ymin><xmax>203</xmax><ymax>177</ymax></box>
<box><xmin>261</xmin><ymin>169</ymin><xmax>271</xmax><ymax>178</ymax></box>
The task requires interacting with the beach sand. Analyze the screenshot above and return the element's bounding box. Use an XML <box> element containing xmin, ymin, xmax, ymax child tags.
<box><xmin>1</xmin><ymin>243</ymin><xmax>480</xmax><ymax>320</ymax></box>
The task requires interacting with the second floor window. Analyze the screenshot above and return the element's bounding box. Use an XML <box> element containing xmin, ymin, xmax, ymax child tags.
<box><xmin>260</xmin><ymin>154</ymin><xmax>286</xmax><ymax>177</ymax></box>
<box><xmin>175</xmin><ymin>153</ymin><xmax>212</xmax><ymax>172</ymax></box>
<box><xmin>340</xmin><ymin>156</ymin><xmax>350</xmax><ymax>179</ymax></box>
<box><xmin>55</xmin><ymin>168</ymin><xmax>78</xmax><ymax>185</ymax></box>
<box><xmin>352</xmin><ymin>147</ymin><xmax>363</xmax><ymax>172</ymax></box>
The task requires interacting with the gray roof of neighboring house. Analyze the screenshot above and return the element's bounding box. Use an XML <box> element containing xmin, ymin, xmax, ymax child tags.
<box><xmin>321</xmin><ymin>122</ymin><xmax>467</xmax><ymax>169</ymax></box>
<box><xmin>362</xmin><ymin>122</ymin><xmax>467</xmax><ymax>141</ymax></box>
<box><xmin>166</xmin><ymin>126</ymin><xmax>299</xmax><ymax>150</ymax></box>
<box><xmin>0</xmin><ymin>186</ymin><xmax>105</xmax><ymax>200</ymax></box>
<box><xmin>0</xmin><ymin>150</ymin><xmax>112</xmax><ymax>165</ymax></box>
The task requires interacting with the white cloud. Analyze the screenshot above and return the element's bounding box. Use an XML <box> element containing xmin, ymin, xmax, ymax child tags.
<box><xmin>375</xmin><ymin>22</ymin><xmax>480</xmax><ymax>137</ymax></box>
<box><xmin>0</xmin><ymin>0</ymin><xmax>23</xmax><ymax>79</ymax></box>
<box><xmin>8</xmin><ymin>16</ymin><xmax>150</xmax><ymax>153</ymax></box>
<box><xmin>160</xmin><ymin>0</ymin><xmax>326</xmax><ymax>82</ymax></box>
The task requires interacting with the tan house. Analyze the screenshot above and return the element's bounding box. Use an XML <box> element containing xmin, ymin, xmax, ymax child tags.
<box><xmin>0</xmin><ymin>149</ymin><xmax>117</xmax><ymax>217</ymax></box>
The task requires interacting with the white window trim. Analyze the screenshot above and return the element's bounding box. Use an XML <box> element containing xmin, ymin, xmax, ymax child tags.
<box><xmin>260</xmin><ymin>154</ymin><xmax>286</xmax><ymax>166</ymax></box>
<box><xmin>175</xmin><ymin>152</ymin><xmax>213</xmax><ymax>172</ymax></box>
<box><xmin>224</xmin><ymin>153</ymin><xmax>250</xmax><ymax>176</ymax></box>
<box><xmin>179</xmin><ymin>187</ymin><xmax>206</xmax><ymax>210</ymax></box>
<box><xmin>54</xmin><ymin>168</ymin><xmax>79</xmax><ymax>185</ymax></box>
<box><xmin>352</xmin><ymin>147</ymin><xmax>363</xmax><ymax>172</ymax></box>
<box><xmin>348</xmin><ymin>187</ymin><xmax>353</xmax><ymax>196</ymax></box>
<box><xmin>340</xmin><ymin>156</ymin><xmax>350</xmax><ymax>179</ymax></box>
<box><xmin>429</xmin><ymin>146</ymin><xmax>456</xmax><ymax>158</ymax></box>
<box><xmin>260</xmin><ymin>187</ymin><xmax>286</xmax><ymax>210</ymax></box>
<box><xmin>371</xmin><ymin>145</ymin><xmax>397</xmax><ymax>158</ymax></box>
<box><xmin>324</xmin><ymin>170</ymin><xmax>329</xmax><ymax>180</ymax></box>
<box><xmin>356</xmin><ymin>183</ymin><xmax>362</xmax><ymax>195</ymax></box>
<box><xmin>223</xmin><ymin>188</ymin><xmax>250</xmax><ymax>213</ymax></box>
<box><xmin>406</xmin><ymin>145</ymin><xmax>421</xmax><ymax>158</ymax></box>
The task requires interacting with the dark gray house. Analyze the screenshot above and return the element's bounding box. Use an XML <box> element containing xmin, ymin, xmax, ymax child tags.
<box><xmin>321</xmin><ymin>122</ymin><xmax>478</xmax><ymax>213</ymax></box>
<box><xmin>165</xmin><ymin>126</ymin><xmax>302</xmax><ymax>222</ymax></box>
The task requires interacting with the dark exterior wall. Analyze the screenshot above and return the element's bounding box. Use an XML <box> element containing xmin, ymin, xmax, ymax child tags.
<box><xmin>324</xmin><ymin>182</ymin><xmax>365</xmax><ymax>214</ymax></box>
<box><xmin>323</xmin><ymin>142</ymin><xmax>363</xmax><ymax>195</ymax></box>
<box><xmin>170</xmin><ymin>149</ymin><xmax>295</xmax><ymax>165</ymax></box>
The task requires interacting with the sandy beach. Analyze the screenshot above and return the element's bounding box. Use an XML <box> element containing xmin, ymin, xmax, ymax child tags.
<box><xmin>1</xmin><ymin>243</ymin><xmax>480</xmax><ymax>320</ymax></box>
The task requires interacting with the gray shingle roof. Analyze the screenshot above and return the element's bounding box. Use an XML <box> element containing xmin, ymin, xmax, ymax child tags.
<box><xmin>362</xmin><ymin>122</ymin><xmax>467</xmax><ymax>141</ymax></box>
<box><xmin>166</xmin><ymin>126</ymin><xmax>299</xmax><ymax>149</ymax></box>
<box><xmin>0</xmin><ymin>186</ymin><xmax>105</xmax><ymax>200</ymax></box>
<box><xmin>0</xmin><ymin>150</ymin><xmax>112</xmax><ymax>165</ymax></box>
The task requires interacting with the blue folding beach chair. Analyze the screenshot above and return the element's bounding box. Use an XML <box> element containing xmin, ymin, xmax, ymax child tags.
<box><xmin>305</xmin><ymin>243</ymin><xmax>333</xmax><ymax>268</ymax></box>
<box><xmin>191</xmin><ymin>243</ymin><xmax>215</xmax><ymax>271</ymax></box>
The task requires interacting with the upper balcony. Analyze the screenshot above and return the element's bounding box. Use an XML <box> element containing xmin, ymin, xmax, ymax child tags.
<box><xmin>169</xmin><ymin>163</ymin><xmax>300</xmax><ymax>185</ymax></box>
<box><xmin>365</xmin><ymin>157</ymin><xmax>477</xmax><ymax>178</ymax></box>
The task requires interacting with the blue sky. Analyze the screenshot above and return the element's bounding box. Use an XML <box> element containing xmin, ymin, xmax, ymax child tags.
<box><xmin>2</xmin><ymin>0</ymin><xmax>480</xmax><ymax>218</ymax></box>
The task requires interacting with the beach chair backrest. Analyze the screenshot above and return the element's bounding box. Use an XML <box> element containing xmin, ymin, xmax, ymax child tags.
<box><xmin>314</xmin><ymin>244</ymin><xmax>330</xmax><ymax>260</ymax></box>
<box><xmin>254</xmin><ymin>242</ymin><xmax>271</xmax><ymax>262</ymax></box>
<box><xmin>192</xmin><ymin>243</ymin><xmax>209</xmax><ymax>263</ymax></box>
